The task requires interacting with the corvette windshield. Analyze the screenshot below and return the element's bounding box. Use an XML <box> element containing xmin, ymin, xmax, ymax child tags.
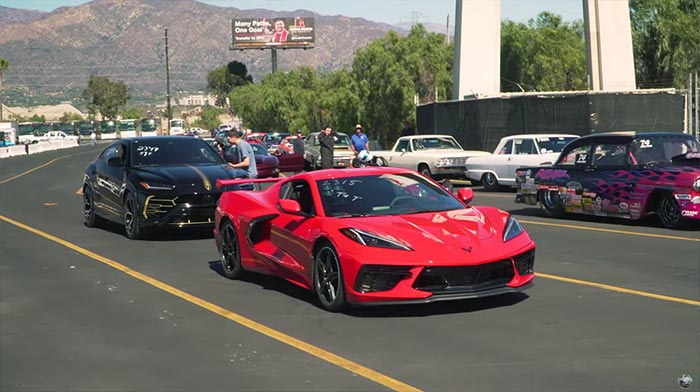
<box><xmin>131</xmin><ymin>138</ymin><xmax>225</xmax><ymax>166</ymax></box>
<box><xmin>318</xmin><ymin>173</ymin><xmax>464</xmax><ymax>217</ymax></box>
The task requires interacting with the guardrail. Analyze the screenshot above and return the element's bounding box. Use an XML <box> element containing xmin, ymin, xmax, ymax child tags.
<box><xmin>0</xmin><ymin>139</ymin><xmax>81</xmax><ymax>159</ymax></box>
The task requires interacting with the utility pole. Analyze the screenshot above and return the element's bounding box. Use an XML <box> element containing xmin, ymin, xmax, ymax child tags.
<box><xmin>165</xmin><ymin>28</ymin><xmax>171</xmax><ymax>135</ymax></box>
<box><xmin>446</xmin><ymin>14</ymin><xmax>450</xmax><ymax>45</ymax></box>
<box><xmin>271</xmin><ymin>48</ymin><xmax>278</xmax><ymax>73</ymax></box>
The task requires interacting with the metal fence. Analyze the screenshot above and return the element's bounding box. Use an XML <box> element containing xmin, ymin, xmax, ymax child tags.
<box><xmin>417</xmin><ymin>89</ymin><xmax>686</xmax><ymax>152</ymax></box>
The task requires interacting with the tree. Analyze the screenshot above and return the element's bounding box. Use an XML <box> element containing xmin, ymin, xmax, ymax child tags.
<box><xmin>81</xmin><ymin>75</ymin><xmax>130</xmax><ymax>120</ymax></box>
<box><xmin>207</xmin><ymin>61</ymin><xmax>253</xmax><ymax>106</ymax></box>
<box><xmin>630</xmin><ymin>0</ymin><xmax>700</xmax><ymax>88</ymax></box>
<box><xmin>352</xmin><ymin>30</ymin><xmax>416</xmax><ymax>145</ymax></box>
<box><xmin>319</xmin><ymin>70</ymin><xmax>361</xmax><ymax>134</ymax></box>
<box><xmin>119</xmin><ymin>107</ymin><xmax>142</xmax><ymax>119</ymax></box>
<box><xmin>0</xmin><ymin>57</ymin><xmax>8</xmax><ymax>121</ymax></box>
<box><xmin>229</xmin><ymin>67</ymin><xmax>322</xmax><ymax>133</ymax></box>
<box><xmin>192</xmin><ymin>105</ymin><xmax>224</xmax><ymax>130</ymax></box>
<box><xmin>501</xmin><ymin>13</ymin><xmax>587</xmax><ymax>92</ymax></box>
<box><xmin>59</xmin><ymin>112</ymin><xmax>84</xmax><ymax>122</ymax></box>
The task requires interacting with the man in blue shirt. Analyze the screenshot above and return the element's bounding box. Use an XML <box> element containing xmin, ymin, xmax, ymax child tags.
<box><xmin>350</xmin><ymin>123</ymin><xmax>369</xmax><ymax>156</ymax></box>
<box><xmin>224</xmin><ymin>129</ymin><xmax>258</xmax><ymax>178</ymax></box>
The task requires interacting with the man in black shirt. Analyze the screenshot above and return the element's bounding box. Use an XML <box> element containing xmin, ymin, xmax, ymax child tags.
<box><xmin>319</xmin><ymin>125</ymin><xmax>334</xmax><ymax>169</ymax></box>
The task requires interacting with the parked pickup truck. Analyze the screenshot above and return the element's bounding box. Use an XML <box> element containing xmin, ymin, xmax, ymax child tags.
<box><xmin>372</xmin><ymin>134</ymin><xmax>490</xmax><ymax>179</ymax></box>
<box><xmin>465</xmin><ymin>134</ymin><xmax>579</xmax><ymax>190</ymax></box>
<box><xmin>19</xmin><ymin>130</ymin><xmax>79</xmax><ymax>144</ymax></box>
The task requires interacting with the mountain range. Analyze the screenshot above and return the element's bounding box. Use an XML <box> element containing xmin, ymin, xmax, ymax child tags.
<box><xmin>0</xmin><ymin>0</ymin><xmax>416</xmax><ymax>106</ymax></box>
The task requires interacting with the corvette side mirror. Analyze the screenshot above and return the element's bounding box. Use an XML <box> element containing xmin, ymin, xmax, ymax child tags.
<box><xmin>457</xmin><ymin>188</ymin><xmax>474</xmax><ymax>204</ymax></box>
<box><xmin>278</xmin><ymin>199</ymin><xmax>302</xmax><ymax>214</ymax></box>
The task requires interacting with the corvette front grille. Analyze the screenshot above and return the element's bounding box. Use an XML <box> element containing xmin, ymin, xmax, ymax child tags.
<box><xmin>412</xmin><ymin>260</ymin><xmax>514</xmax><ymax>293</ymax></box>
<box><xmin>513</xmin><ymin>249</ymin><xmax>535</xmax><ymax>275</ymax></box>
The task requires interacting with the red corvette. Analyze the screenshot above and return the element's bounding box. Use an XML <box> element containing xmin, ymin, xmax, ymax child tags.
<box><xmin>214</xmin><ymin>167</ymin><xmax>535</xmax><ymax>311</ymax></box>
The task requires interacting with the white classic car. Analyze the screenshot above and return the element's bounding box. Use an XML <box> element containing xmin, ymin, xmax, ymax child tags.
<box><xmin>372</xmin><ymin>134</ymin><xmax>490</xmax><ymax>179</ymax></box>
<box><xmin>466</xmin><ymin>134</ymin><xmax>579</xmax><ymax>190</ymax></box>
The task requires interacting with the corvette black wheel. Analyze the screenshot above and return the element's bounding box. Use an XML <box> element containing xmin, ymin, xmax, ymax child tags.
<box><xmin>482</xmin><ymin>172</ymin><xmax>499</xmax><ymax>191</ymax></box>
<box><xmin>539</xmin><ymin>190</ymin><xmax>565</xmax><ymax>218</ymax></box>
<box><xmin>313</xmin><ymin>244</ymin><xmax>345</xmax><ymax>312</ymax></box>
<box><xmin>658</xmin><ymin>193</ymin><xmax>683</xmax><ymax>229</ymax></box>
<box><xmin>83</xmin><ymin>185</ymin><xmax>101</xmax><ymax>227</ymax></box>
<box><xmin>123</xmin><ymin>193</ymin><xmax>144</xmax><ymax>240</ymax></box>
<box><xmin>220</xmin><ymin>220</ymin><xmax>244</xmax><ymax>279</ymax></box>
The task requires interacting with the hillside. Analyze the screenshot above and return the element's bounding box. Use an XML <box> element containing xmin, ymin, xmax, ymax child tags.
<box><xmin>0</xmin><ymin>0</ymin><xmax>403</xmax><ymax>105</ymax></box>
<box><xmin>0</xmin><ymin>5</ymin><xmax>46</xmax><ymax>24</ymax></box>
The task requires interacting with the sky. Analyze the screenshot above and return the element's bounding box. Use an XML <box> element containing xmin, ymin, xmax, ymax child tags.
<box><xmin>2</xmin><ymin>0</ymin><xmax>584</xmax><ymax>25</ymax></box>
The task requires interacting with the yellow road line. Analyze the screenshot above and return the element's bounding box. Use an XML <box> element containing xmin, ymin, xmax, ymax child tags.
<box><xmin>520</xmin><ymin>219</ymin><xmax>700</xmax><ymax>242</ymax></box>
<box><xmin>536</xmin><ymin>272</ymin><xmax>700</xmax><ymax>306</ymax></box>
<box><xmin>0</xmin><ymin>150</ymin><xmax>96</xmax><ymax>185</ymax></box>
<box><xmin>0</xmin><ymin>214</ymin><xmax>422</xmax><ymax>392</ymax></box>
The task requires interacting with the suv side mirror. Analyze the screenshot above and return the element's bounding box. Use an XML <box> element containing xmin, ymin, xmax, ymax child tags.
<box><xmin>107</xmin><ymin>156</ymin><xmax>123</xmax><ymax>167</ymax></box>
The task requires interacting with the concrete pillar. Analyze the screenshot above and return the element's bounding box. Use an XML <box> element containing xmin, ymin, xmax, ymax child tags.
<box><xmin>583</xmin><ymin>0</ymin><xmax>636</xmax><ymax>90</ymax></box>
<box><xmin>452</xmin><ymin>0</ymin><xmax>501</xmax><ymax>100</ymax></box>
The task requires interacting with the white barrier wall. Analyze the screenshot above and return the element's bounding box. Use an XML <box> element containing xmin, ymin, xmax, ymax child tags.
<box><xmin>0</xmin><ymin>139</ymin><xmax>82</xmax><ymax>159</ymax></box>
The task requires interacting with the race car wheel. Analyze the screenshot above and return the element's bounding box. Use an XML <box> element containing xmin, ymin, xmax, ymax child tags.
<box><xmin>418</xmin><ymin>164</ymin><xmax>431</xmax><ymax>178</ymax></box>
<box><xmin>123</xmin><ymin>193</ymin><xmax>144</xmax><ymax>240</ymax></box>
<box><xmin>83</xmin><ymin>185</ymin><xmax>101</xmax><ymax>227</ymax></box>
<box><xmin>219</xmin><ymin>220</ymin><xmax>244</xmax><ymax>279</ymax></box>
<box><xmin>482</xmin><ymin>172</ymin><xmax>499</xmax><ymax>191</ymax></box>
<box><xmin>313</xmin><ymin>243</ymin><xmax>345</xmax><ymax>312</ymax></box>
<box><xmin>658</xmin><ymin>193</ymin><xmax>683</xmax><ymax>229</ymax></box>
<box><xmin>539</xmin><ymin>190</ymin><xmax>565</xmax><ymax>218</ymax></box>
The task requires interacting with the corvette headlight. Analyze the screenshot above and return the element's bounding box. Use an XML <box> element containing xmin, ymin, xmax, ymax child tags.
<box><xmin>693</xmin><ymin>178</ymin><xmax>700</xmax><ymax>192</ymax></box>
<box><xmin>503</xmin><ymin>215</ymin><xmax>524</xmax><ymax>242</ymax></box>
<box><xmin>139</xmin><ymin>181</ymin><xmax>175</xmax><ymax>191</ymax></box>
<box><xmin>339</xmin><ymin>228</ymin><xmax>412</xmax><ymax>251</ymax></box>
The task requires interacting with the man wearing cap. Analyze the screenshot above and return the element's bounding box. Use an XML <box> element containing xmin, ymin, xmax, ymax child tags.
<box><xmin>292</xmin><ymin>130</ymin><xmax>305</xmax><ymax>156</ymax></box>
<box><xmin>224</xmin><ymin>129</ymin><xmax>258</xmax><ymax>179</ymax></box>
<box><xmin>350</xmin><ymin>123</ymin><xmax>369</xmax><ymax>157</ymax></box>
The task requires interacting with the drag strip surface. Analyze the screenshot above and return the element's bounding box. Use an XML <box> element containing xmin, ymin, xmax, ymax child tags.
<box><xmin>1</xmin><ymin>148</ymin><xmax>698</xmax><ymax>392</ymax></box>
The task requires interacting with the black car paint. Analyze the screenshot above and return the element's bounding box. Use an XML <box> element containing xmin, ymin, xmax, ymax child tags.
<box><xmin>84</xmin><ymin>137</ymin><xmax>242</xmax><ymax>231</ymax></box>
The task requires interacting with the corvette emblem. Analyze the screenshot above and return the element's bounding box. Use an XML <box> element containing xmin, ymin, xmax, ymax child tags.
<box><xmin>461</xmin><ymin>246</ymin><xmax>472</xmax><ymax>253</ymax></box>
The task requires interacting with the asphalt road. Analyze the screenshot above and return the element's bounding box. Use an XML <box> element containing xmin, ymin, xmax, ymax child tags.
<box><xmin>1</xmin><ymin>145</ymin><xmax>698</xmax><ymax>392</ymax></box>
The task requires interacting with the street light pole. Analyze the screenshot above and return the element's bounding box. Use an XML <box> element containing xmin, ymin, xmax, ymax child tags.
<box><xmin>165</xmin><ymin>28</ymin><xmax>171</xmax><ymax>135</ymax></box>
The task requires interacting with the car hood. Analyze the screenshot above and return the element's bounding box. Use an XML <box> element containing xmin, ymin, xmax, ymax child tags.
<box><xmin>338</xmin><ymin>208</ymin><xmax>508</xmax><ymax>261</ymax></box>
<box><xmin>133</xmin><ymin>164</ymin><xmax>238</xmax><ymax>192</ymax></box>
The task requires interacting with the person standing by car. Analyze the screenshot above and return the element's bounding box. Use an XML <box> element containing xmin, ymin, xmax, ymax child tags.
<box><xmin>292</xmin><ymin>130</ymin><xmax>305</xmax><ymax>156</ymax></box>
<box><xmin>319</xmin><ymin>125</ymin><xmax>334</xmax><ymax>169</ymax></box>
<box><xmin>224</xmin><ymin>129</ymin><xmax>258</xmax><ymax>178</ymax></box>
<box><xmin>350</xmin><ymin>123</ymin><xmax>369</xmax><ymax>156</ymax></box>
<box><xmin>90</xmin><ymin>131</ymin><xmax>97</xmax><ymax>146</ymax></box>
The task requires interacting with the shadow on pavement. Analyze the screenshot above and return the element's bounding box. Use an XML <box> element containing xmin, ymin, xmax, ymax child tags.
<box><xmin>93</xmin><ymin>219</ymin><xmax>215</xmax><ymax>241</ymax></box>
<box><xmin>208</xmin><ymin>260</ymin><xmax>530</xmax><ymax>317</ymax></box>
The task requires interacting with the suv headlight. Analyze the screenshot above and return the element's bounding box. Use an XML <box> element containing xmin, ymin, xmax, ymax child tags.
<box><xmin>503</xmin><ymin>215</ymin><xmax>524</xmax><ymax>242</ymax></box>
<box><xmin>139</xmin><ymin>181</ymin><xmax>175</xmax><ymax>191</ymax></box>
<box><xmin>340</xmin><ymin>228</ymin><xmax>412</xmax><ymax>251</ymax></box>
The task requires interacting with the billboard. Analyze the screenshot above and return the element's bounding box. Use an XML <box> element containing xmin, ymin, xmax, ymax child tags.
<box><xmin>231</xmin><ymin>17</ymin><xmax>315</xmax><ymax>49</ymax></box>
